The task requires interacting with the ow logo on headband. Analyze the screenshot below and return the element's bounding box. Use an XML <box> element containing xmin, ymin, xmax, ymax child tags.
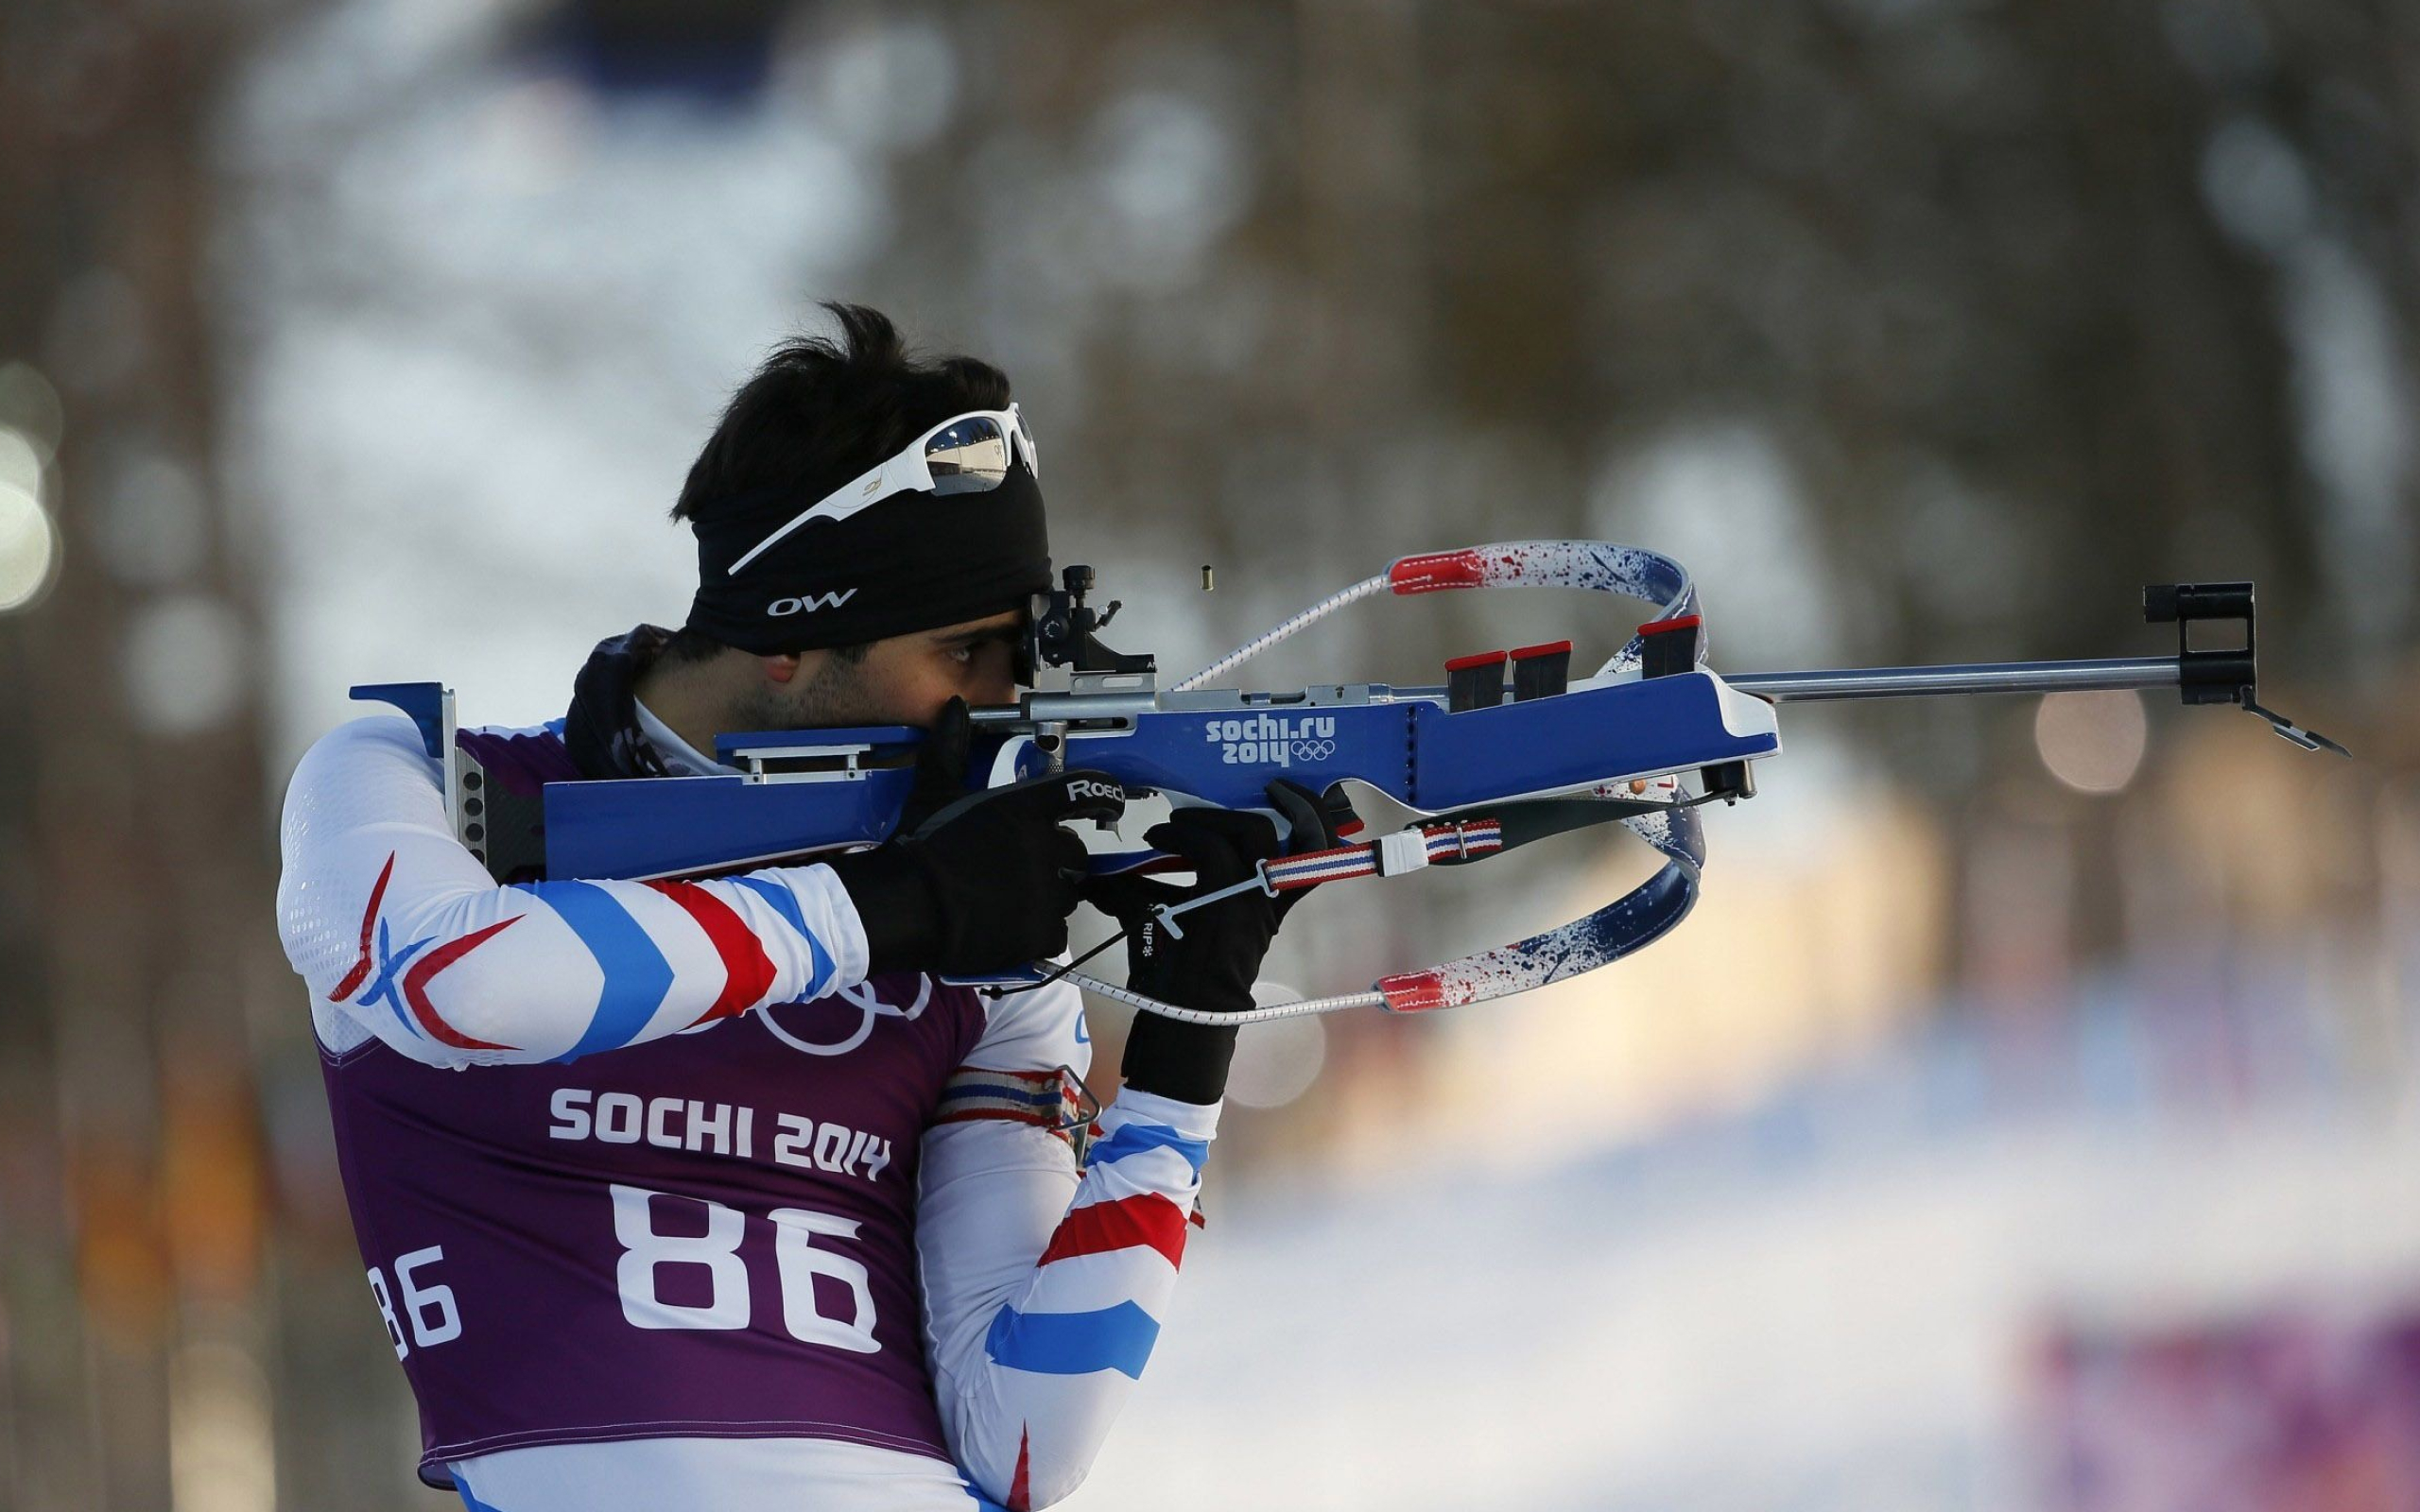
<box><xmin>767</xmin><ymin>590</ymin><xmax>859</xmax><ymax>617</ymax></box>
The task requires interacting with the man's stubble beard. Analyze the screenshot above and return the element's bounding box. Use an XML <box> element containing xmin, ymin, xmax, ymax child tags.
<box><xmin>731</xmin><ymin>654</ymin><xmax>886</xmax><ymax>733</ymax></box>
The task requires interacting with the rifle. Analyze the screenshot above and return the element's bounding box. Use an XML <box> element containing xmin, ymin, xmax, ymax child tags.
<box><xmin>356</xmin><ymin>541</ymin><xmax>2345</xmax><ymax>1026</ymax></box>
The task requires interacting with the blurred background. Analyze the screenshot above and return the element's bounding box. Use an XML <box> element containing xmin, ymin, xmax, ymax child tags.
<box><xmin>3</xmin><ymin>0</ymin><xmax>2417</xmax><ymax>1507</ymax></box>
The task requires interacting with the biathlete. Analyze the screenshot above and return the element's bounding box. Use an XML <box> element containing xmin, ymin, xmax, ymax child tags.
<box><xmin>275</xmin><ymin>304</ymin><xmax>1330</xmax><ymax>1510</ymax></box>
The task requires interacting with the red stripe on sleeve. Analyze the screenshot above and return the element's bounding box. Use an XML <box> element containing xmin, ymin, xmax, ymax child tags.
<box><xmin>645</xmin><ymin>881</ymin><xmax>780</xmax><ymax>1026</ymax></box>
<box><xmin>329</xmin><ymin>851</ymin><xmax>397</xmax><ymax>1002</ymax></box>
<box><xmin>402</xmin><ymin>917</ymin><xmax>522</xmax><ymax>1050</ymax></box>
<box><xmin>1036</xmin><ymin>1194</ymin><xmax>1190</xmax><ymax>1269</ymax></box>
<box><xmin>1008</xmin><ymin>1427</ymin><xmax>1032</xmax><ymax>1512</ymax></box>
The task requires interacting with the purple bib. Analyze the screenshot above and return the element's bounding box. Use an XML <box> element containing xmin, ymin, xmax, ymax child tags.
<box><xmin>321</xmin><ymin>722</ymin><xmax>990</xmax><ymax>1486</ymax></box>
<box><xmin>322</xmin><ymin>974</ymin><xmax>987</xmax><ymax>1485</ymax></box>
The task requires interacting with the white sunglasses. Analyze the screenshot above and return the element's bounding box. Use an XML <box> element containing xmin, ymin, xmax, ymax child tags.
<box><xmin>726</xmin><ymin>404</ymin><xmax>1041</xmax><ymax>576</ymax></box>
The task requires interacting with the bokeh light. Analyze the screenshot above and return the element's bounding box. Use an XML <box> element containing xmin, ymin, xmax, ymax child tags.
<box><xmin>0</xmin><ymin>476</ymin><xmax>61</xmax><ymax>613</ymax></box>
<box><xmin>0</xmin><ymin>423</ymin><xmax>44</xmax><ymax>497</ymax></box>
<box><xmin>2033</xmin><ymin>690</ymin><xmax>2150</xmax><ymax>794</ymax></box>
<box><xmin>121</xmin><ymin>593</ymin><xmax>246</xmax><ymax>733</ymax></box>
<box><xmin>0</xmin><ymin>360</ymin><xmax>64</xmax><ymax>463</ymax></box>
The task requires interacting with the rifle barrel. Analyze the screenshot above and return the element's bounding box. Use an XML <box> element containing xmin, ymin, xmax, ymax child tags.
<box><xmin>1725</xmin><ymin>656</ymin><xmax>2182</xmax><ymax>702</ymax></box>
<box><xmin>995</xmin><ymin>655</ymin><xmax>2191</xmax><ymax>719</ymax></box>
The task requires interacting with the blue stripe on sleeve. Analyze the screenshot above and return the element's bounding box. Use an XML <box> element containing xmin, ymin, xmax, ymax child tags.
<box><xmin>523</xmin><ymin>881</ymin><xmax>675</xmax><ymax>1062</ymax></box>
<box><xmin>939</xmin><ymin>1083</ymin><xmax>1064</xmax><ymax>1108</ymax></box>
<box><xmin>456</xmin><ymin>1478</ymin><xmax>509</xmax><ymax>1512</ymax></box>
<box><xmin>984</xmin><ymin>1301</ymin><xmax>1161</xmax><ymax>1379</ymax></box>
<box><xmin>1088</xmin><ymin>1122</ymin><xmax>1208</xmax><ymax>1177</ymax></box>
<box><xmin>799</xmin><ymin>921</ymin><xmax>834</xmax><ymax>997</ymax></box>
<box><xmin>729</xmin><ymin>872</ymin><xmax>807</xmax><ymax>936</ymax></box>
<box><xmin>729</xmin><ymin>874</ymin><xmax>836</xmax><ymax>997</ymax></box>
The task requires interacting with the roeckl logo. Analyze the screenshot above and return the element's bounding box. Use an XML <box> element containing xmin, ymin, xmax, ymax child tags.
<box><xmin>767</xmin><ymin>589</ymin><xmax>859</xmax><ymax>616</ymax></box>
<box><xmin>1066</xmin><ymin>778</ymin><xmax>1122</xmax><ymax>803</ymax></box>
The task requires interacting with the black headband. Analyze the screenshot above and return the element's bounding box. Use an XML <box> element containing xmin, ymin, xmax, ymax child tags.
<box><xmin>683</xmin><ymin>462</ymin><xmax>1052</xmax><ymax>654</ymax></box>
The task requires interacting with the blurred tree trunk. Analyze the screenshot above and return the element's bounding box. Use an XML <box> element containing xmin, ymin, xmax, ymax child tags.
<box><xmin>0</xmin><ymin>3</ymin><xmax>287</xmax><ymax>1509</ymax></box>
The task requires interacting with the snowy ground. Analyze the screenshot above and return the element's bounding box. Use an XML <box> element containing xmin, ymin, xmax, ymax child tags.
<box><xmin>1079</xmin><ymin>1099</ymin><xmax>2420</xmax><ymax>1511</ymax></box>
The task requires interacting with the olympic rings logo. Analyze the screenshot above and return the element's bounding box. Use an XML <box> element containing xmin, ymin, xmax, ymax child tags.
<box><xmin>1291</xmin><ymin>738</ymin><xmax>1335</xmax><ymax>763</ymax></box>
<box><xmin>757</xmin><ymin>977</ymin><xmax>931</xmax><ymax>1058</ymax></box>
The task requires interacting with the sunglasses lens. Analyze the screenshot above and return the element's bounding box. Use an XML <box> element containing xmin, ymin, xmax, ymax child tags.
<box><xmin>925</xmin><ymin>417</ymin><xmax>1012</xmax><ymax>495</ymax></box>
<box><xmin>1014</xmin><ymin>410</ymin><xmax>1040</xmax><ymax>480</ymax></box>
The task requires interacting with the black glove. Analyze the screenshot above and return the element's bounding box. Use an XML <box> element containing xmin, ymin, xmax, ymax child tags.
<box><xmin>825</xmin><ymin>698</ymin><xmax>1126</xmax><ymax>975</ymax></box>
<box><xmin>1083</xmin><ymin>780</ymin><xmax>1341</xmax><ymax>1105</ymax></box>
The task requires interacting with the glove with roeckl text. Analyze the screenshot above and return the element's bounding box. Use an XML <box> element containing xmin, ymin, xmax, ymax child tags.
<box><xmin>824</xmin><ymin>697</ymin><xmax>1126</xmax><ymax>976</ymax></box>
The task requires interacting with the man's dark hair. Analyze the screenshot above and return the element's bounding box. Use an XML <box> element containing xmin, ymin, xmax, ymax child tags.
<box><xmin>664</xmin><ymin>302</ymin><xmax>1011</xmax><ymax>664</ymax></box>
